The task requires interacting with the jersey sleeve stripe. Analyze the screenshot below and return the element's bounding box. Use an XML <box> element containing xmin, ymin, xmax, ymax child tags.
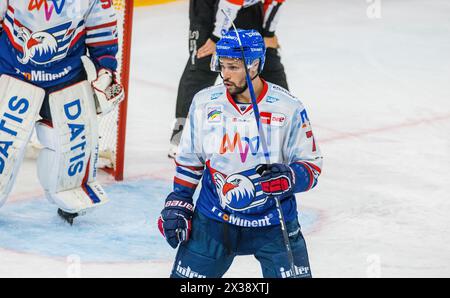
<box><xmin>69</xmin><ymin>29</ymin><xmax>86</xmax><ymax>48</ymax></box>
<box><xmin>85</xmin><ymin>39</ymin><xmax>118</xmax><ymax>47</ymax></box>
<box><xmin>175</xmin><ymin>172</ymin><xmax>201</xmax><ymax>186</ymax></box>
<box><xmin>294</xmin><ymin>161</ymin><xmax>315</xmax><ymax>191</ymax></box>
<box><xmin>174</xmin><ymin>177</ymin><xmax>198</xmax><ymax>189</ymax></box>
<box><xmin>96</xmin><ymin>54</ymin><xmax>117</xmax><ymax>61</ymax></box>
<box><xmin>85</xmin><ymin>21</ymin><xmax>117</xmax><ymax>31</ymax></box>
<box><xmin>86</xmin><ymin>31</ymin><xmax>114</xmax><ymax>39</ymax></box>
<box><xmin>176</xmin><ymin>167</ymin><xmax>203</xmax><ymax>181</ymax></box>
<box><xmin>225</xmin><ymin>0</ymin><xmax>244</xmax><ymax>5</ymax></box>
<box><xmin>2</xmin><ymin>18</ymin><xmax>22</xmax><ymax>51</ymax></box>
<box><xmin>303</xmin><ymin>161</ymin><xmax>322</xmax><ymax>174</ymax></box>
<box><xmin>174</xmin><ymin>161</ymin><xmax>204</xmax><ymax>172</ymax></box>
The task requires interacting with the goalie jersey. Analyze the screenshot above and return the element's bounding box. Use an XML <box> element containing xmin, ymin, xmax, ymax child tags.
<box><xmin>174</xmin><ymin>80</ymin><xmax>323</xmax><ymax>228</ymax></box>
<box><xmin>0</xmin><ymin>0</ymin><xmax>118</xmax><ymax>88</ymax></box>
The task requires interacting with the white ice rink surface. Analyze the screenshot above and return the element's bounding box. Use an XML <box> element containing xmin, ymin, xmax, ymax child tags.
<box><xmin>1</xmin><ymin>0</ymin><xmax>449</xmax><ymax>277</ymax></box>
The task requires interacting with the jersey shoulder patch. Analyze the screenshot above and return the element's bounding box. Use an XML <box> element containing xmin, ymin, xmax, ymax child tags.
<box><xmin>269</xmin><ymin>83</ymin><xmax>297</xmax><ymax>99</ymax></box>
<box><xmin>266</xmin><ymin>82</ymin><xmax>305</xmax><ymax>109</ymax></box>
<box><xmin>193</xmin><ymin>84</ymin><xmax>227</xmax><ymax>106</ymax></box>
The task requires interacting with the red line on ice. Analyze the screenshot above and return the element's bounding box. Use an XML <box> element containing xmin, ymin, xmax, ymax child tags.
<box><xmin>318</xmin><ymin>113</ymin><xmax>450</xmax><ymax>143</ymax></box>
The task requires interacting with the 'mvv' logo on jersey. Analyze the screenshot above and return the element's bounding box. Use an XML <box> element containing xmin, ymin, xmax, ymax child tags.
<box><xmin>219</xmin><ymin>133</ymin><xmax>259</xmax><ymax>163</ymax></box>
<box><xmin>28</xmin><ymin>0</ymin><xmax>66</xmax><ymax>21</ymax></box>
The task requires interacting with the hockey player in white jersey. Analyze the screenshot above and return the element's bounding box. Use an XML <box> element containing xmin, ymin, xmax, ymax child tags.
<box><xmin>158</xmin><ymin>29</ymin><xmax>323</xmax><ymax>278</ymax></box>
<box><xmin>169</xmin><ymin>0</ymin><xmax>288</xmax><ymax>159</ymax></box>
<box><xmin>0</xmin><ymin>0</ymin><xmax>124</xmax><ymax>224</ymax></box>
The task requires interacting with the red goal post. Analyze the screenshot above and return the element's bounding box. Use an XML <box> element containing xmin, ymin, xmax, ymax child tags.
<box><xmin>98</xmin><ymin>0</ymin><xmax>134</xmax><ymax>181</ymax></box>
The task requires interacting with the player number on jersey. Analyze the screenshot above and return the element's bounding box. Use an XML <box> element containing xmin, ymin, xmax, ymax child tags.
<box><xmin>100</xmin><ymin>0</ymin><xmax>112</xmax><ymax>9</ymax></box>
<box><xmin>306</xmin><ymin>130</ymin><xmax>317</xmax><ymax>152</ymax></box>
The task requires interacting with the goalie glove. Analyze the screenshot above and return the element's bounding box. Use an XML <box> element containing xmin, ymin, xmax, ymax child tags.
<box><xmin>92</xmin><ymin>68</ymin><xmax>124</xmax><ymax>115</ymax></box>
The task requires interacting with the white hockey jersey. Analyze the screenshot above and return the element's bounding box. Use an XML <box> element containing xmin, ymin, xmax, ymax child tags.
<box><xmin>0</xmin><ymin>0</ymin><xmax>118</xmax><ymax>88</ymax></box>
<box><xmin>174</xmin><ymin>80</ymin><xmax>323</xmax><ymax>227</ymax></box>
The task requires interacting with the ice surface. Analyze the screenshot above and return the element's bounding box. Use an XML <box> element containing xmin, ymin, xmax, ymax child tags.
<box><xmin>0</xmin><ymin>0</ymin><xmax>449</xmax><ymax>277</ymax></box>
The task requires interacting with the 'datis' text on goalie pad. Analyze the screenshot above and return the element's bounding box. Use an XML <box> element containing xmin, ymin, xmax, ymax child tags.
<box><xmin>0</xmin><ymin>75</ymin><xmax>44</xmax><ymax>207</ymax></box>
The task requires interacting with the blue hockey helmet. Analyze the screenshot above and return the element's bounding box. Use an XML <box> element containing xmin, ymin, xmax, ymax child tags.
<box><xmin>211</xmin><ymin>29</ymin><xmax>266</xmax><ymax>73</ymax></box>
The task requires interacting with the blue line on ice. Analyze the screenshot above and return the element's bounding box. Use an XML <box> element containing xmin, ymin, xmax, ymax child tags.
<box><xmin>0</xmin><ymin>179</ymin><xmax>318</xmax><ymax>262</ymax></box>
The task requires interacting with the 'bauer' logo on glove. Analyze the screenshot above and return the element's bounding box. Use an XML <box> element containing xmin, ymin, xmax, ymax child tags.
<box><xmin>158</xmin><ymin>194</ymin><xmax>194</xmax><ymax>249</ymax></box>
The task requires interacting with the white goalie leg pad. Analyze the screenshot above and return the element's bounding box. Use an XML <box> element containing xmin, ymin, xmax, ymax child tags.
<box><xmin>0</xmin><ymin>75</ymin><xmax>44</xmax><ymax>208</ymax></box>
<box><xmin>37</xmin><ymin>80</ymin><xmax>108</xmax><ymax>213</ymax></box>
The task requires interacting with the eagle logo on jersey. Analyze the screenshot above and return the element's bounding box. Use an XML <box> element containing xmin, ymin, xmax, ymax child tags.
<box><xmin>17</xmin><ymin>27</ymin><xmax>58</xmax><ymax>65</ymax></box>
<box><xmin>16</xmin><ymin>22</ymin><xmax>74</xmax><ymax>65</ymax></box>
<box><xmin>214</xmin><ymin>172</ymin><xmax>257</xmax><ymax>211</ymax></box>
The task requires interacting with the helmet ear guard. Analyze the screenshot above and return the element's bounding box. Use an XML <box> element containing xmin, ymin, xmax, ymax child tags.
<box><xmin>249</xmin><ymin>59</ymin><xmax>261</xmax><ymax>73</ymax></box>
<box><xmin>210</xmin><ymin>53</ymin><xmax>222</xmax><ymax>72</ymax></box>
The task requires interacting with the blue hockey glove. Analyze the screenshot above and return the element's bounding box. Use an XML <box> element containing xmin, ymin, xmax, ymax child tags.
<box><xmin>158</xmin><ymin>193</ymin><xmax>194</xmax><ymax>249</ymax></box>
<box><xmin>256</xmin><ymin>163</ymin><xmax>296</xmax><ymax>198</ymax></box>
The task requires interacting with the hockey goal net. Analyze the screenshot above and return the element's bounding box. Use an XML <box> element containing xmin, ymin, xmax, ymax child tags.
<box><xmin>97</xmin><ymin>0</ymin><xmax>134</xmax><ymax>181</ymax></box>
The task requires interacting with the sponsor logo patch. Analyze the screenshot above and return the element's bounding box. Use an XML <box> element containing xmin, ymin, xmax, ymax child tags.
<box><xmin>15</xmin><ymin>67</ymin><xmax>72</xmax><ymax>82</ymax></box>
<box><xmin>266</xmin><ymin>96</ymin><xmax>279</xmax><ymax>103</ymax></box>
<box><xmin>260</xmin><ymin>112</ymin><xmax>286</xmax><ymax>127</ymax></box>
<box><xmin>207</xmin><ymin>106</ymin><xmax>222</xmax><ymax>123</ymax></box>
<box><xmin>280</xmin><ymin>265</ymin><xmax>311</xmax><ymax>278</ymax></box>
<box><xmin>175</xmin><ymin>261</ymin><xmax>206</xmax><ymax>278</ymax></box>
<box><xmin>210</xmin><ymin>92</ymin><xmax>223</xmax><ymax>101</ymax></box>
<box><xmin>271</xmin><ymin>84</ymin><xmax>296</xmax><ymax>99</ymax></box>
<box><xmin>211</xmin><ymin>207</ymin><xmax>272</xmax><ymax>227</ymax></box>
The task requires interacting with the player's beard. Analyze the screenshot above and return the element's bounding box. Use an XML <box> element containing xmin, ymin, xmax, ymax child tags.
<box><xmin>223</xmin><ymin>79</ymin><xmax>248</xmax><ymax>96</ymax></box>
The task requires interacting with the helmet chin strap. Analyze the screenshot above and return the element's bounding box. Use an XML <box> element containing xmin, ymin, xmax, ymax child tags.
<box><xmin>235</xmin><ymin>72</ymin><xmax>259</xmax><ymax>95</ymax></box>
